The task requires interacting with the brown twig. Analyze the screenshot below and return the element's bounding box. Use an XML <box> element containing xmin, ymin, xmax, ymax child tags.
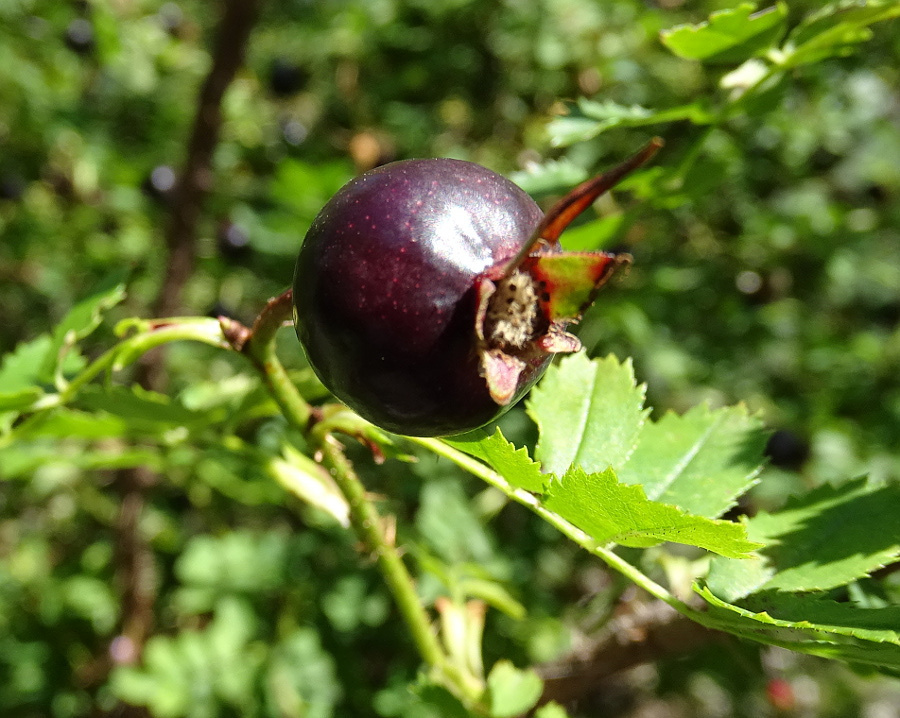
<box><xmin>537</xmin><ymin>598</ymin><xmax>725</xmax><ymax>708</ymax></box>
<box><xmin>106</xmin><ymin>3</ymin><xmax>263</xmax><ymax>715</ymax></box>
<box><xmin>153</xmin><ymin>0</ymin><xmax>262</xmax><ymax>320</ymax></box>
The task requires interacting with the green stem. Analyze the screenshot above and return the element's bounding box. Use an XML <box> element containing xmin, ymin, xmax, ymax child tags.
<box><xmin>317</xmin><ymin>438</ymin><xmax>449</xmax><ymax>669</ymax></box>
<box><xmin>3</xmin><ymin>320</ymin><xmax>230</xmax><ymax>447</ymax></box>
<box><xmin>236</xmin><ymin>290</ymin><xmax>313</xmax><ymax>429</ymax></box>
<box><xmin>246</xmin><ymin>307</ymin><xmax>482</xmax><ymax>703</ymax></box>
<box><xmin>410</xmin><ymin>437</ymin><xmax>692</xmax><ymax>615</ymax></box>
<box><xmin>252</xmin><ymin>340</ymin><xmax>313</xmax><ymax>429</ymax></box>
<box><xmin>67</xmin><ymin>321</ymin><xmax>228</xmax><ymax>400</ymax></box>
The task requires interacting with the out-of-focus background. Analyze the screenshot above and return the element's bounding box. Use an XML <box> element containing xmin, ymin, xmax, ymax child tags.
<box><xmin>1</xmin><ymin>1</ymin><xmax>898</xmax><ymax>716</ymax></box>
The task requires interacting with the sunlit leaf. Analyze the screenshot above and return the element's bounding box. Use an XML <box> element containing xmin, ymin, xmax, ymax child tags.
<box><xmin>694</xmin><ymin>584</ymin><xmax>900</xmax><ymax>670</ymax></box>
<box><xmin>660</xmin><ymin>3</ymin><xmax>788</xmax><ymax>63</ymax></box>
<box><xmin>529</xmin><ymin>353</ymin><xmax>648</xmax><ymax>477</ymax></box>
<box><xmin>544</xmin><ymin>466</ymin><xmax>759</xmax><ymax>557</ymax></box>
<box><xmin>707</xmin><ymin>478</ymin><xmax>900</xmax><ymax>600</ymax></box>
<box><xmin>618</xmin><ymin>404</ymin><xmax>767</xmax><ymax>518</ymax></box>
<box><xmin>445</xmin><ymin>428</ymin><xmax>546</xmax><ymax>492</ymax></box>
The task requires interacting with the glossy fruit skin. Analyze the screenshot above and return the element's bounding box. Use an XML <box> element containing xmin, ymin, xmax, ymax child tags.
<box><xmin>293</xmin><ymin>159</ymin><xmax>548</xmax><ymax>436</ymax></box>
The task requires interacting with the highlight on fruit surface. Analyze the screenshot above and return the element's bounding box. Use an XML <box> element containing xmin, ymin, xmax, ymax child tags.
<box><xmin>292</xmin><ymin>139</ymin><xmax>662</xmax><ymax>436</ymax></box>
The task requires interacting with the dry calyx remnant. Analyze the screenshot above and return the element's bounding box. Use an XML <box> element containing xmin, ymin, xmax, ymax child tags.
<box><xmin>475</xmin><ymin>252</ymin><xmax>629</xmax><ymax>406</ymax></box>
<box><xmin>473</xmin><ymin>138</ymin><xmax>663</xmax><ymax>406</ymax></box>
<box><xmin>483</xmin><ymin>270</ymin><xmax>545</xmax><ymax>349</ymax></box>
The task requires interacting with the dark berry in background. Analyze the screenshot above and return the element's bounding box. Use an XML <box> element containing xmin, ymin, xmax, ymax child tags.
<box><xmin>765</xmin><ymin>429</ymin><xmax>811</xmax><ymax>471</ymax></box>
<box><xmin>268</xmin><ymin>59</ymin><xmax>309</xmax><ymax>97</ymax></box>
<box><xmin>64</xmin><ymin>17</ymin><xmax>95</xmax><ymax>55</ymax></box>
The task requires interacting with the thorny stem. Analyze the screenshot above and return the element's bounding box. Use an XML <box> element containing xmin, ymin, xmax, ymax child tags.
<box><xmin>230</xmin><ymin>294</ymin><xmax>483</xmax><ymax>703</ymax></box>
<box><xmin>34</xmin><ymin>298</ymin><xmax>481</xmax><ymax>702</ymax></box>
<box><xmin>316</xmin><ymin>437</ymin><xmax>482</xmax><ymax>700</ymax></box>
<box><xmin>253</xmin><ymin>339</ymin><xmax>313</xmax><ymax>430</ymax></box>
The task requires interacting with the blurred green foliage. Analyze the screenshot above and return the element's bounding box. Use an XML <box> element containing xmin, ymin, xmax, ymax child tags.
<box><xmin>1</xmin><ymin>0</ymin><xmax>899</xmax><ymax>716</ymax></box>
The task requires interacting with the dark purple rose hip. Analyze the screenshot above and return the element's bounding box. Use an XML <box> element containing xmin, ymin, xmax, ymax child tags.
<box><xmin>293</xmin><ymin>141</ymin><xmax>661</xmax><ymax>436</ymax></box>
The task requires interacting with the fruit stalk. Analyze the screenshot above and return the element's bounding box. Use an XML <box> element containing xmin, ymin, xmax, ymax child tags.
<box><xmin>240</xmin><ymin>297</ymin><xmax>484</xmax><ymax>703</ymax></box>
<box><xmin>317</xmin><ymin>437</ymin><xmax>483</xmax><ymax>701</ymax></box>
<box><xmin>221</xmin><ymin>289</ymin><xmax>316</xmax><ymax>429</ymax></box>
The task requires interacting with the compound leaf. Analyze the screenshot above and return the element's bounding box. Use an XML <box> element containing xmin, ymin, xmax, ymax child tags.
<box><xmin>618</xmin><ymin>404</ymin><xmax>767</xmax><ymax>518</ymax></box>
<box><xmin>660</xmin><ymin>3</ymin><xmax>788</xmax><ymax>63</ymax></box>
<box><xmin>528</xmin><ymin>353</ymin><xmax>648</xmax><ymax>477</ymax></box>
<box><xmin>543</xmin><ymin>466</ymin><xmax>759</xmax><ymax>558</ymax></box>
<box><xmin>707</xmin><ymin>478</ymin><xmax>900</xmax><ymax>601</ymax></box>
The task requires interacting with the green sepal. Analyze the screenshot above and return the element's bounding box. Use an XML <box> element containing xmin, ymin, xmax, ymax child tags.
<box><xmin>524</xmin><ymin>252</ymin><xmax>628</xmax><ymax>321</ymax></box>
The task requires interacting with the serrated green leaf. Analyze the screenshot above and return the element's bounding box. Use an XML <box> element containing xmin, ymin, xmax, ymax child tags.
<box><xmin>445</xmin><ymin>429</ymin><xmax>546</xmax><ymax>492</ymax></box>
<box><xmin>543</xmin><ymin>466</ymin><xmax>759</xmax><ymax>557</ymax></box>
<box><xmin>618</xmin><ymin>404</ymin><xmax>767</xmax><ymax>518</ymax></box>
<box><xmin>41</xmin><ymin>276</ymin><xmax>127</xmax><ymax>379</ymax></box>
<box><xmin>486</xmin><ymin>660</ymin><xmax>543</xmax><ymax>718</ymax></box>
<box><xmin>660</xmin><ymin>3</ymin><xmax>788</xmax><ymax>63</ymax></box>
<box><xmin>528</xmin><ymin>353</ymin><xmax>648</xmax><ymax>477</ymax></box>
<box><xmin>694</xmin><ymin>584</ymin><xmax>900</xmax><ymax>670</ymax></box>
<box><xmin>783</xmin><ymin>0</ymin><xmax>900</xmax><ymax>67</ymax></box>
<box><xmin>0</xmin><ymin>335</ymin><xmax>53</xmax><ymax>393</ymax></box>
<box><xmin>707</xmin><ymin>479</ymin><xmax>900</xmax><ymax>600</ymax></box>
<box><xmin>547</xmin><ymin>100</ymin><xmax>712</xmax><ymax>147</ymax></box>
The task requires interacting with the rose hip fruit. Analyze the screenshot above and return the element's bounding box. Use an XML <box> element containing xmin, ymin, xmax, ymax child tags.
<box><xmin>293</xmin><ymin>140</ymin><xmax>662</xmax><ymax>436</ymax></box>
